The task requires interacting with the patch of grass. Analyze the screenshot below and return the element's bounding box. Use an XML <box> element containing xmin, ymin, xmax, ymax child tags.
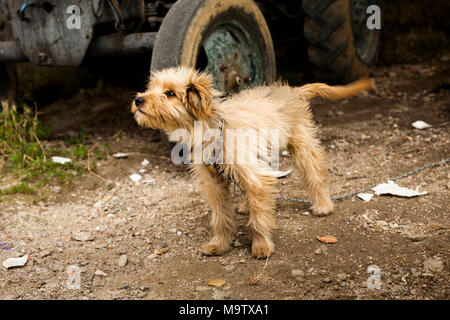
<box><xmin>0</xmin><ymin>100</ymin><xmax>89</xmax><ymax>195</ymax></box>
<box><xmin>113</xmin><ymin>130</ymin><xmax>122</xmax><ymax>143</ymax></box>
<box><xmin>71</xmin><ymin>144</ymin><xmax>88</xmax><ymax>160</ymax></box>
<box><xmin>0</xmin><ymin>182</ymin><xmax>35</xmax><ymax>195</ymax></box>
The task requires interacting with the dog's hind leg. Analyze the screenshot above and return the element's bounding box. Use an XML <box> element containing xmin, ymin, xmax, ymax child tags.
<box><xmin>288</xmin><ymin>124</ymin><xmax>334</xmax><ymax>216</ymax></box>
<box><xmin>191</xmin><ymin>165</ymin><xmax>236</xmax><ymax>256</ymax></box>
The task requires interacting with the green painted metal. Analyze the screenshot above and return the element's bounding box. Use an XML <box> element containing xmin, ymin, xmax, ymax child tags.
<box><xmin>202</xmin><ymin>21</ymin><xmax>262</xmax><ymax>92</ymax></box>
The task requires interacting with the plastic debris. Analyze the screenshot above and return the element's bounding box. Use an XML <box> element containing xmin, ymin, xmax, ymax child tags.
<box><xmin>357</xmin><ymin>193</ymin><xmax>374</xmax><ymax>202</ymax></box>
<box><xmin>412</xmin><ymin>120</ymin><xmax>431</xmax><ymax>129</ymax></box>
<box><xmin>141</xmin><ymin>159</ymin><xmax>150</xmax><ymax>166</ymax></box>
<box><xmin>3</xmin><ymin>255</ymin><xmax>28</xmax><ymax>269</ymax></box>
<box><xmin>51</xmin><ymin>156</ymin><xmax>72</xmax><ymax>164</ymax></box>
<box><xmin>129</xmin><ymin>174</ymin><xmax>142</xmax><ymax>182</ymax></box>
<box><xmin>372</xmin><ymin>180</ymin><xmax>427</xmax><ymax>197</ymax></box>
<box><xmin>113</xmin><ymin>153</ymin><xmax>129</xmax><ymax>158</ymax></box>
<box><xmin>262</xmin><ymin>168</ymin><xmax>293</xmax><ymax>178</ymax></box>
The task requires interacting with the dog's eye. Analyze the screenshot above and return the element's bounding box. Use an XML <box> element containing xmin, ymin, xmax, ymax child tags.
<box><xmin>164</xmin><ymin>90</ymin><xmax>176</xmax><ymax>98</ymax></box>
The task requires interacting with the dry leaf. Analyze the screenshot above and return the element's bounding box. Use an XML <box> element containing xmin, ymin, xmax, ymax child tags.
<box><xmin>317</xmin><ymin>235</ymin><xmax>338</xmax><ymax>244</ymax></box>
<box><xmin>207</xmin><ymin>279</ymin><xmax>226</xmax><ymax>287</ymax></box>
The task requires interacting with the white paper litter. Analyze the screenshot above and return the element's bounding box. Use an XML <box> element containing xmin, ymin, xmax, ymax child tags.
<box><xmin>412</xmin><ymin>120</ymin><xmax>431</xmax><ymax>129</ymax></box>
<box><xmin>262</xmin><ymin>168</ymin><xmax>293</xmax><ymax>178</ymax></box>
<box><xmin>141</xmin><ymin>159</ymin><xmax>150</xmax><ymax>166</ymax></box>
<box><xmin>357</xmin><ymin>193</ymin><xmax>374</xmax><ymax>202</ymax></box>
<box><xmin>372</xmin><ymin>180</ymin><xmax>427</xmax><ymax>197</ymax></box>
<box><xmin>113</xmin><ymin>153</ymin><xmax>129</xmax><ymax>158</ymax></box>
<box><xmin>51</xmin><ymin>156</ymin><xmax>72</xmax><ymax>164</ymax></box>
<box><xmin>129</xmin><ymin>174</ymin><xmax>142</xmax><ymax>182</ymax></box>
<box><xmin>3</xmin><ymin>255</ymin><xmax>28</xmax><ymax>269</ymax></box>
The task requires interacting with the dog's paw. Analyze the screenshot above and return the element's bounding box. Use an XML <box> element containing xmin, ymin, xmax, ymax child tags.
<box><xmin>251</xmin><ymin>238</ymin><xmax>274</xmax><ymax>259</ymax></box>
<box><xmin>311</xmin><ymin>201</ymin><xmax>334</xmax><ymax>216</ymax></box>
<box><xmin>201</xmin><ymin>242</ymin><xmax>229</xmax><ymax>256</ymax></box>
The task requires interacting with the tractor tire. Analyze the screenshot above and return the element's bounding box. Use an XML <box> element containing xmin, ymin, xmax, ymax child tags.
<box><xmin>303</xmin><ymin>0</ymin><xmax>380</xmax><ymax>83</ymax></box>
<box><xmin>151</xmin><ymin>0</ymin><xmax>276</xmax><ymax>92</ymax></box>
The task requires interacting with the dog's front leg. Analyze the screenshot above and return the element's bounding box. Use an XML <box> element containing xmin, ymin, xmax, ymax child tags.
<box><xmin>235</xmin><ymin>166</ymin><xmax>277</xmax><ymax>258</ymax></box>
<box><xmin>191</xmin><ymin>165</ymin><xmax>235</xmax><ymax>256</ymax></box>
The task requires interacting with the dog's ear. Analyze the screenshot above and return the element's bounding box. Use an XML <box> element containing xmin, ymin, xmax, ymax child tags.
<box><xmin>184</xmin><ymin>73</ymin><xmax>213</xmax><ymax>120</ymax></box>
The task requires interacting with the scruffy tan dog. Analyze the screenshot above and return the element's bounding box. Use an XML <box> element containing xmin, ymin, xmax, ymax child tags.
<box><xmin>132</xmin><ymin>66</ymin><xmax>373</xmax><ymax>258</ymax></box>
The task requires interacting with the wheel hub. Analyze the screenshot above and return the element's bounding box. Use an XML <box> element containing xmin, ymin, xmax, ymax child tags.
<box><xmin>200</xmin><ymin>25</ymin><xmax>262</xmax><ymax>94</ymax></box>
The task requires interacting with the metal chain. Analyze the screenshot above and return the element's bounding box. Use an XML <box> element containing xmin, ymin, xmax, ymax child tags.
<box><xmin>277</xmin><ymin>157</ymin><xmax>450</xmax><ymax>204</ymax></box>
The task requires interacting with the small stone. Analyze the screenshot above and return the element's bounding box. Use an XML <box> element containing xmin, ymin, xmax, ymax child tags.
<box><xmin>73</xmin><ymin>231</ymin><xmax>94</xmax><ymax>242</ymax></box>
<box><xmin>335</xmin><ymin>111</ymin><xmax>344</xmax><ymax>116</ymax></box>
<box><xmin>116</xmin><ymin>246</ymin><xmax>127</xmax><ymax>255</ymax></box>
<box><xmin>39</xmin><ymin>250</ymin><xmax>52</xmax><ymax>258</ymax></box>
<box><xmin>292</xmin><ymin>269</ymin><xmax>305</xmax><ymax>278</ymax></box>
<box><xmin>140</xmin><ymin>286</ymin><xmax>150</xmax><ymax>292</ymax></box>
<box><xmin>51</xmin><ymin>186</ymin><xmax>62</xmax><ymax>194</ymax></box>
<box><xmin>239</xmin><ymin>259</ymin><xmax>246</xmax><ymax>264</ymax></box>
<box><xmin>423</xmin><ymin>258</ymin><xmax>444</xmax><ymax>273</ymax></box>
<box><xmin>336</xmin><ymin>273</ymin><xmax>347</xmax><ymax>282</ymax></box>
<box><xmin>233</xmin><ymin>240</ymin><xmax>242</xmax><ymax>247</ymax></box>
<box><xmin>406</xmin><ymin>232</ymin><xmax>426</xmax><ymax>242</ymax></box>
<box><xmin>95</xmin><ymin>270</ymin><xmax>107</xmax><ymax>277</ymax></box>
<box><xmin>147</xmin><ymin>253</ymin><xmax>158</xmax><ymax>261</ymax></box>
<box><xmin>323</xmin><ymin>277</ymin><xmax>332</xmax><ymax>283</ymax></box>
<box><xmin>224</xmin><ymin>265</ymin><xmax>235</xmax><ymax>271</ymax></box>
<box><xmin>196</xmin><ymin>286</ymin><xmax>211</xmax><ymax>292</ymax></box>
<box><xmin>314</xmin><ymin>248</ymin><xmax>322</xmax><ymax>255</ymax></box>
<box><xmin>212</xmin><ymin>289</ymin><xmax>232</xmax><ymax>300</ymax></box>
<box><xmin>80</xmin><ymin>260</ymin><xmax>90</xmax><ymax>267</ymax></box>
<box><xmin>118</xmin><ymin>254</ymin><xmax>128</xmax><ymax>267</ymax></box>
<box><xmin>376</xmin><ymin>220</ymin><xmax>388</xmax><ymax>228</ymax></box>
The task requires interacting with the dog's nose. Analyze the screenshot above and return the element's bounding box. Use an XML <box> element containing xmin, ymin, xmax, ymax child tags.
<box><xmin>134</xmin><ymin>97</ymin><xmax>145</xmax><ymax>108</ymax></box>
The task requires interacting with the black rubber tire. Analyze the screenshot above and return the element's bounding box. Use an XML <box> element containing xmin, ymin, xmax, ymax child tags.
<box><xmin>151</xmin><ymin>0</ymin><xmax>276</xmax><ymax>85</ymax></box>
<box><xmin>303</xmin><ymin>0</ymin><xmax>380</xmax><ymax>83</ymax></box>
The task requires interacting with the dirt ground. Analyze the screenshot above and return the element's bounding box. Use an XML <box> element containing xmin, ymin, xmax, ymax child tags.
<box><xmin>0</xmin><ymin>54</ymin><xmax>449</xmax><ymax>300</ymax></box>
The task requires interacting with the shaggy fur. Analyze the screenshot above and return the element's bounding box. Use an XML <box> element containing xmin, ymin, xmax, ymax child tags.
<box><xmin>132</xmin><ymin>66</ymin><xmax>374</xmax><ymax>258</ymax></box>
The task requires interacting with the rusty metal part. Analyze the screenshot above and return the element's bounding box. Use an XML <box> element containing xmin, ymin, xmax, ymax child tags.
<box><xmin>0</xmin><ymin>40</ymin><xmax>26</xmax><ymax>62</ymax></box>
<box><xmin>95</xmin><ymin>0</ymin><xmax>145</xmax><ymax>25</ymax></box>
<box><xmin>87</xmin><ymin>32</ymin><xmax>156</xmax><ymax>57</ymax></box>
<box><xmin>0</xmin><ymin>31</ymin><xmax>156</xmax><ymax>63</ymax></box>
<box><xmin>7</xmin><ymin>0</ymin><xmax>96</xmax><ymax>66</ymax></box>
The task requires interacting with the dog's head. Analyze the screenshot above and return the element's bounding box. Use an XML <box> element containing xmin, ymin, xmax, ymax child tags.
<box><xmin>131</xmin><ymin>66</ymin><xmax>214</xmax><ymax>131</ymax></box>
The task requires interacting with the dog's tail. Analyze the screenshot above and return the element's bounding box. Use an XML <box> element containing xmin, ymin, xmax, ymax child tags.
<box><xmin>296</xmin><ymin>78</ymin><xmax>375</xmax><ymax>101</ymax></box>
